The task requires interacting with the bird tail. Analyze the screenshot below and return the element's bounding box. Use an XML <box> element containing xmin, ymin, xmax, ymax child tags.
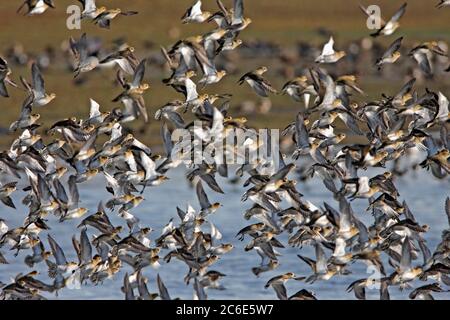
<box><xmin>112</xmin><ymin>93</ymin><xmax>124</xmax><ymax>102</ymax></box>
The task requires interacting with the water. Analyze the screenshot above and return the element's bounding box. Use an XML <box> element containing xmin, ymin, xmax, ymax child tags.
<box><xmin>1</xmin><ymin>167</ymin><xmax>449</xmax><ymax>300</ymax></box>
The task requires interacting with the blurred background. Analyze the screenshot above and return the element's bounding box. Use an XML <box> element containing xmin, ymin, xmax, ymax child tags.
<box><xmin>0</xmin><ymin>0</ymin><xmax>449</xmax><ymax>149</ymax></box>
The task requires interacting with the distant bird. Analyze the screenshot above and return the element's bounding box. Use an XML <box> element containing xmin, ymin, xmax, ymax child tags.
<box><xmin>196</xmin><ymin>181</ymin><xmax>221</xmax><ymax>216</ymax></box>
<box><xmin>346</xmin><ymin>278</ymin><xmax>378</xmax><ymax>300</ymax></box>
<box><xmin>9</xmin><ymin>99</ymin><xmax>40</xmax><ymax>132</ymax></box>
<box><xmin>0</xmin><ymin>57</ymin><xmax>18</xmax><ymax>98</ymax></box>
<box><xmin>182</xmin><ymin>0</ymin><xmax>212</xmax><ymax>24</ymax></box>
<box><xmin>376</xmin><ymin>37</ymin><xmax>403</xmax><ymax>69</ymax></box>
<box><xmin>0</xmin><ymin>182</ymin><xmax>17</xmax><ymax>209</ymax></box>
<box><xmin>436</xmin><ymin>92</ymin><xmax>450</xmax><ymax>123</ymax></box>
<box><xmin>85</xmin><ymin>99</ymin><xmax>109</xmax><ymax>126</ymax></box>
<box><xmin>1</xmin><ymin>0</ymin><xmax>450</xmax><ymax>303</ymax></box>
<box><xmin>0</xmin><ymin>251</ymin><xmax>7</xmax><ymax>264</ymax></box>
<box><xmin>315</xmin><ymin>37</ymin><xmax>346</xmax><ymax>64</ymax></box>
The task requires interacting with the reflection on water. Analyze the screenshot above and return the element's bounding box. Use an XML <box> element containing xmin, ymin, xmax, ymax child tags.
<box><xmin>1</xmin><ymin>167</ymin><xmax>449</xmax><ymax>300</ymax></box>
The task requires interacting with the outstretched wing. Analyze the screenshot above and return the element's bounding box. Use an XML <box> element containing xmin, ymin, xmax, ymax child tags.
<box><xmin>132</xmin><ymin>59</ymin><xmax>146</xmax><ymax>87</ymax></box>
<box><xmin>196</xmin><ymin>181</ymin><xmax>212</xmax><ymax>210</ymax></box>
<box><xmin>48</xmin><ymin>234</ymin><xmax>68</xmax><ymax>266</ymax></box>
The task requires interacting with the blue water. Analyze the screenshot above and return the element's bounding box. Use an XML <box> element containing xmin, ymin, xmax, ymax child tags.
<box><xmin>1</xmin><ymin>167</ymin><xmax>449</xmax><ymax>300</ymax></box>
